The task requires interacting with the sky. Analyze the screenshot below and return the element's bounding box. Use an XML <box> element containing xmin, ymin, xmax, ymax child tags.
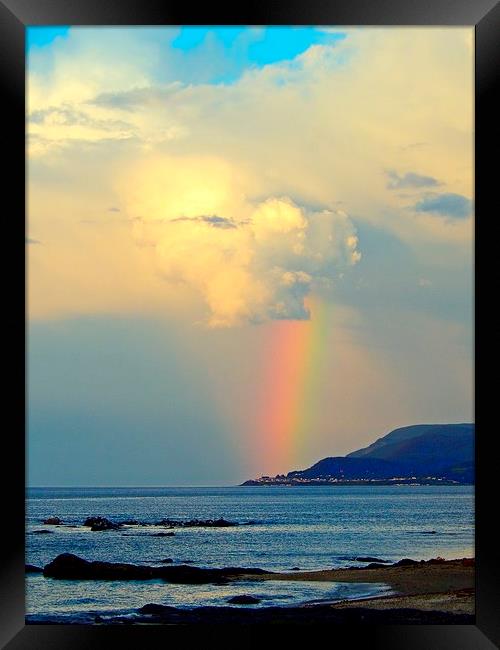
<box><xmin>27</xmin><ymin>26</ymin><xmax>474</xmax><ymax>486</ymax></box>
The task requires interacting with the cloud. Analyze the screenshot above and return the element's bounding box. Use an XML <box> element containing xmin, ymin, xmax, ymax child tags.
<box><xmin>412</xmin><ymin>193</ymin><xmax>472</xmax><ymax>219</ymax></box>
<box><xmin>172</xmin><ymin>215</ymin><xmax>238</xmax><ymax>229</ymax></box>
<box><xmin>386</xmin><ymin>170</ymin><xmax>440</xmax><ymax>190</ymax></box>
<box><xmin>89</xmin><ymin>85</ymin><xmax>184</xmax><ymax>111</ymax></box>
<box><xmin>27</xmin><ymin>27</ymin><xmax>473</xmax><ymax>322</ymax></box>
<box><xmin>122</xmin><ymin>160</ymin><xmax>361</xmax><ymax>327</ymax></box>
<box><xmin>28</xmin><ymin>104</ymin><xmax>137</xmax><ymax>147</ymax></box>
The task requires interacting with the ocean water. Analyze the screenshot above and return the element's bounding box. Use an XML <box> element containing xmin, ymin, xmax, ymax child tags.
<box><xmin>26</xmin><ymin>485</ymin><xmax>474</xmax><ymax>621</ymax></box>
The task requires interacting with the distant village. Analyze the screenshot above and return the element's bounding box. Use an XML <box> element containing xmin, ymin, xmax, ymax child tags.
<box><xmin>242</xmin><ymin>475</ymin><xmax>462</xmax><ymax>486</ymax></box>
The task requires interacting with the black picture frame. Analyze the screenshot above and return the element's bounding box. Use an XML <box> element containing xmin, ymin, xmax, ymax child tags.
<box><xmin>2</xmin><ymin>0</ymin><xmax>497</xmax><ymax>646</ymax></box>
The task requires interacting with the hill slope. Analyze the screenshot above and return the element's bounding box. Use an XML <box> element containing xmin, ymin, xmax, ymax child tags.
<box><xmin>242</xmin><ymin>423</ymin><xmax>474</xmax><ymax>485</ymax></box>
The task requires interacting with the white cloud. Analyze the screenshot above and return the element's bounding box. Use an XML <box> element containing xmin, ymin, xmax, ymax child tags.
<box><xmin>27</xmin><ymin>27</ymin><xmax>473</xmax><ymax>322</ymax></box>
<box><xmin>120</xmin><ymin>164</ymin><xmax>360</xmax><ymax>326</ymax></box>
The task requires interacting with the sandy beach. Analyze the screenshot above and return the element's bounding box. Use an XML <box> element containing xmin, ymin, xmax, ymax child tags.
<box><xmin>248</xmin><ymin>558</ymin><xmax>475</xmax><ymax>616</ymax></box>
<box><xmin>255</xmin><ymin>558</ymin><xmax>474</xmax><ymax>593</ymax></box>
<box><xmin>27</xmin><ymin>557</ymin><xmax>474</xmax><ymax>624</ymax></box>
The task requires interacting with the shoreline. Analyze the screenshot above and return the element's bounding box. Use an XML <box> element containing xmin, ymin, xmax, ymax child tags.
<box><xmin>26</xmin><ymin>557</ymin><xmax>474</xmax><ymax>625</ymax></box>
<box><xmin>252</xmin><ymin>558</ymin><xmax>474</xmax><ymax>594</ymax></box>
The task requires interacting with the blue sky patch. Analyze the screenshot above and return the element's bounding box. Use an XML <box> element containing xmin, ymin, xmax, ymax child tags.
<box><xmin>27</xmin><ymin>26</ymin><xmax>70</xmax><ymax>49</ymax></box>
<box><xmin>171</xmin><ymin>26</ymin><xmax>346</xmax><ymax>83</ymax></box>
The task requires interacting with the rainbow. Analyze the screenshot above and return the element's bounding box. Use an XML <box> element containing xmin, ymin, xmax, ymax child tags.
<box><xmin>255</xmin><ymin>296</ymin><xmax>333</xmax><ymax>474</ymax></box>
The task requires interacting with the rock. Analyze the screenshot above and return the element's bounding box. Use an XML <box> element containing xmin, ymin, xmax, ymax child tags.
<box><xmin>120</xmin><ymin>520</ymin><xmax>139</xmax><ymax>525</ymax></box>
<box><xmin>25</xmin><ymin>564</ymin><xmax>43</xmax><ymax>573</ymax></box>
<box><xmin>201</xmin><ymin>518</ymin><xmax>238</xmax><ymax>528</ymax></box>
<box><xmin>83</xmin><ymin>517</ymin><xmax>120</xmax><ymax>531</ymax></box>
<box><xmin>462</xmin><ymin>558</ymin><xmax>474</xmax><ymax>567</ymax></box>
<box><xmin>43</xmin><ymin>554</ymin><xmax>153</xmax><ymax>581</ymax></box>
<box><xmin>43</xmin><ymin>517</ymin><xmax>61</xmax><ymax>525</ymax></box>
<box><xmin>160</xmin><ymin>558</ymin><xmax>174</xmax><ymax>563</ymax></box>
<box><xmin>156</xmin><ymin>518</ymin><xmax>238</xmax><ymax>528</ymax></box>
<box><xmin>43</xmin><ymin>554</ymin><xmax>272</xmax><ymax>584</ymax></box>
<box><xmin>151</xmin><ymin>532</ymin><xmax>175</xmax><ymax>537</ymax></box>
<box><xmin>364</xmin><ymin>563</ymin><xmax>389</xmax><ymax>569</ymax></box>
<box><xmin>355</xmin><ymin>557</ymin><xmax>390</xmax><ymax>564</ymax></box>
<box><xmin>138</xmin><ymin>604</ymin><xmax>179</xmax><ymax>616</ymax></box>
<box><xmin>290</xmin><ymin>567</ymin><xmax>301</xmax><ymax>571</ymax></box>
<box><xmin>394</xmin><ymin>558</ymin><xmax>419</xmax><ymax>567</ymax></box>
<box><xmin>227</xmin><ymin>595</ymin><xmax>261</xmax><ymax>605</ymax></box>
<box><xmin>426</xmin><ymin>557</ymin><xmax>447</xmax><ymax>565</ymax></box>
<box><xmin>32</xmin><ymin>530</ymin><xmax>53</xmax><ymax>534</ymax></box>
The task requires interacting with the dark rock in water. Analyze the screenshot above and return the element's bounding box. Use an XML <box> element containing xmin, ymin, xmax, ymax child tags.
<box><xmin>138</xmin><ymin>603</ymin><xmax>180</xmax><ymax>616</ymax></box>
<box><xmin>160</xmin><ymin>558</ymin><xmax>174</xmax><ymax>563</ymax></box>
<box><xmin>355</xmin><ymin>557</ymin><xmax>390</xmax><ymax>564</ymax></box>
<box><xmin>43</xmin><ymin>554</ymin><xmax>153</xmax><ymax>581</ymax></box>
<box><xmin>120</xmin><ymin>520</ymin><xmax>139</xmax><ymax>526</ymax></box>
<box><xmin>84</xmin><ymin>517</ymin><xmax>120</xmax><ymax>531</ymax></box>
<box><xmin>43</xmin><ymin>517</ymin><xmax>62</xmax><ymax>525</ymax></box>
<box><xmin>25</xmin><ymin>564</ymin><xmax>43</xmax><ymax>573</ymax></box>
<box><xmin>91</xmin><ymin>522</ymin><xmax>119</xmax><ymax>532</ymax></box>
<box><xmin>364</xmin><ymin>563</ymin><xmax>389</xmax><ymax>569</ymax></box>
<box><xmin>43</xmin><ymin>554</ymin><xmax>272</xmax><ymax>584</ymax></box>
<box><xmin>156</xmin><ymin>517</ymin><xmax>238</xmax><ymax>528</ymax></box>
<box><xmin>394</xmin><ymin>558</ymin><xmax>419</xmax><ymax>567</ymax></box>
<box><xmin>227</xmin><ymin>595</ymin><xmax>261</xmax><ymax>605</ymax></box>
<box><xmin>291</xmin><ymin>567</ymin><xmax>301</xmax><ymax>571</ymax></box>
<box><xmin>151</xmin><ymin>532</ymin><xmax>175</xmax><ymax>537</ymax></box>
<box><xmin>32</xmin><ymin>530</ymin><xmax>53</xmax><ymax>534</ymax></box>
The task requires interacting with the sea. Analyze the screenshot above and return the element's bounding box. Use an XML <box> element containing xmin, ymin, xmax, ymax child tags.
<box><xmin>26</xmin><ymin>485</ymin><xmax>474</xmax><ymax>623</ymax></box>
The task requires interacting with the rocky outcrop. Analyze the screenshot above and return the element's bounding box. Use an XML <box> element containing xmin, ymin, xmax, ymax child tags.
<box><xmin>31</xmin><ymin>530</ymin><xmax>53</xmax><ymax>534</ymax></box>
<box><xmin>83</xmin><ymin>517</ymin><xmax>120</xmax><ymax>531</ymax></box>
<box><xmin>42</xmin><ymin>517</ymin><xmax>62</xmax><ymax>525</ymax></box>
<box><xmin>25</xmin><ymin>564</ymin><xmax>43</xmax><ymax>573</ymax></box>
<box><xmin>156</xmin><ymin>518</ymin><xmax>238</xmax><ymax>528</ymax></box>
<box><xmin>42</xmin><ymin>554</ymin><xmax>271</xmax><ymax>584</ymax></box>
<box><xmin>227</xmin><ymin>595</ymin><xmax>261</xmax><ymax>605</ymax></box>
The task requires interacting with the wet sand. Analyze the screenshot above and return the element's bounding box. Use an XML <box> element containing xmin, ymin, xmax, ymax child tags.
<box><xmin>251</xmin><ymin>558</ymin><xmax>475</xmax><ymax>617</ymax></box>
<box><xmin>254</xmin><ymin>558</ymin><xmax>474</xmax><ymax>595</ymax></box>
<box><xmin>329</xmin><ymin>588</ymin><xmax>474</xmax><ymax>615</ymax></box>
